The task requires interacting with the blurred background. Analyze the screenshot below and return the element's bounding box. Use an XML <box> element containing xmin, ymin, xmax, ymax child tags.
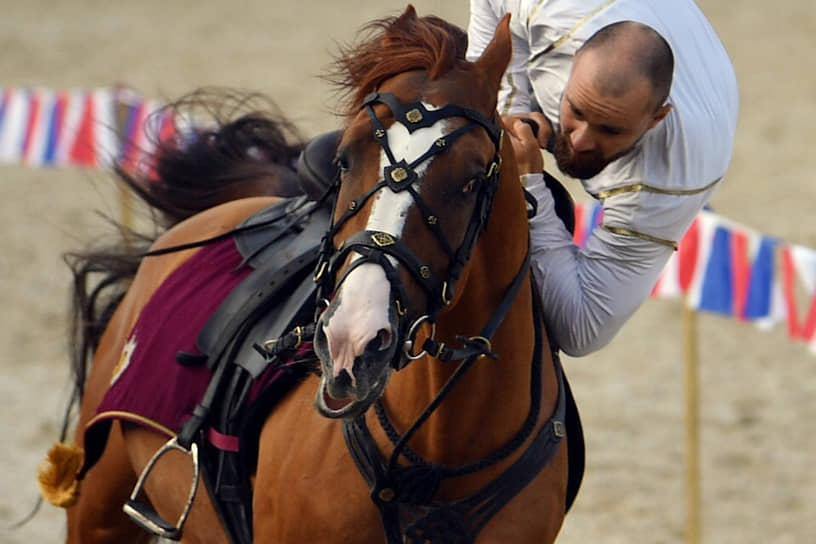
<box><xmin>1</xmin><ymin>1</ymin><xmax>814</xmax><ymax>542</ymax></box>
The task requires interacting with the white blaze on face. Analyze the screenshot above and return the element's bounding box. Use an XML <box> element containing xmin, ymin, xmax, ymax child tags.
<box><xmin>325</xmin><ymin>104</ymin><xmax>449</xmax><ymax>382</ymax></box>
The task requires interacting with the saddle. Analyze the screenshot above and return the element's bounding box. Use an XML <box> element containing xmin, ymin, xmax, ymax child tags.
<box><xmin>124</xmin><ymin>131</ymin><xmax>584</xmax><ymax>543</ymax></box>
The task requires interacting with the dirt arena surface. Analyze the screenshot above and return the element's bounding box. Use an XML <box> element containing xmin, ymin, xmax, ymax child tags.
<box><xmin>1</xmin><ymin>1</ymin><xmax>814</xmax><ymax>542</ymax></box>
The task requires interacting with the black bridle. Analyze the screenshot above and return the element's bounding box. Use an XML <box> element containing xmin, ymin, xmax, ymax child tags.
<box><xmin>314</xmin><ymin>91</ymin><xmax>503</xmax><ymax>369</ymax></box>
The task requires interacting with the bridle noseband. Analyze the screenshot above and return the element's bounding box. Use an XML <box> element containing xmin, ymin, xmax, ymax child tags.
<box><xmin>314</xmin><ymin>91</ymin><xmax>503</xmax><ymax>370</ymax></box>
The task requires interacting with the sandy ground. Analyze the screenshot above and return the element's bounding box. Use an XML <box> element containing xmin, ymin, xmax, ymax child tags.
<box><xmin>1</xmin><ymin>1</ymin><xmax>814</xmax><ymax>542</ymax></box>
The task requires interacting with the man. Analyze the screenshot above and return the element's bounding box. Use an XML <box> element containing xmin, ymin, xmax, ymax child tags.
<box><xmin>467</xmin><ymin>0</ymin><xmax>739</xmax><ymax>356</ymax></box>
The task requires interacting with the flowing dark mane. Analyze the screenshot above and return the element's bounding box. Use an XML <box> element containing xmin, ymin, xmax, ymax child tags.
<box><xmin>63</xmin><ymin>87</ymin><xmax>305</xmax><ymax>416</ymax></box>
<box><xmin>328</xmin><ymin>5</ymin><xmax>468</xmax><ymax>116</ymax></box>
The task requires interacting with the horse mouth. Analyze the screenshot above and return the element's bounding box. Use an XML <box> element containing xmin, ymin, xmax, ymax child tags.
<box><xmin>314</xmin><ymin>372</ymin><xmax>388</xmax><ymax>420</ymax></box>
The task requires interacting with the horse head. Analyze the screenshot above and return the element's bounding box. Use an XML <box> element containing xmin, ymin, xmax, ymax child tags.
<box><xmin>313</xmin><ymin>6</ymin><xmax>513</xmax><ymax>418</ymax></box>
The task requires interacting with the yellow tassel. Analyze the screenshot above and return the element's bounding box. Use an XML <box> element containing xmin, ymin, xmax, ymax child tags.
<box><xmin>37</xmin><ymin>442</ymin><xmax>84</xmax><ymax>508</ymax></box>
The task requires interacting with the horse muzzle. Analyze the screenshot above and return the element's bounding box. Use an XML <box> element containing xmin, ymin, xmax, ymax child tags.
<box><xmin>312</xmin><ymin>304</ymin><xmax>399</xmax><ymax>419</ymax></box>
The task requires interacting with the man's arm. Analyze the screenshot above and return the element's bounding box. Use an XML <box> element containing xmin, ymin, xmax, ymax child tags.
<box><xmin>525</xmin><ymin>175</ymin><xmax>673</xmax><ymax>356</ymax></box>
<box><xmin>506</xmin><ymin>120</ymin><xmax>674</xmax><ymax>357</ymax></box>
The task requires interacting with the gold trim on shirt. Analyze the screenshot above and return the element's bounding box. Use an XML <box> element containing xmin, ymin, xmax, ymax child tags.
<box><xmin>600</xmin><ymin>225</ymin><xmax>678</xmax><ymax>249</ymax></box>
<box><xmin>592</xmin><ymin>177</ymin><xmax>721</xmax><ymax>200</ymax></box>
<box><xmin>529</xmin><ymin>0</ymin><xmax>619</xmax><ymax>63</ymax></box>
<box><xmin>502</xmin><ymin>72</ymin><xmax>519</xmax><ymax>115</ymax></box>
<box><xmin>527</xmin><ymin>0</ymin><xmax>550</xmax><ymax>27</ymax></box>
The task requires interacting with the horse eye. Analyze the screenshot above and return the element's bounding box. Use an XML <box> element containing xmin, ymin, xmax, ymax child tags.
<box><xmin>461</xmin><ymin>177</ymin><xmax>479</xmax><ymax>194</ymax></box>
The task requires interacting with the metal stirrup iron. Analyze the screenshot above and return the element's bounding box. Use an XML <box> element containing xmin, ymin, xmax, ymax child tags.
<box><xmin>123</xmin><ymin>437</ymin><xmax>200</xmax><ymax>541</ymax></box>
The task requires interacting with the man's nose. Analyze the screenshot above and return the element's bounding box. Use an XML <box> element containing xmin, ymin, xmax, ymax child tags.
<box><xmin>569</xmin><ymin>124</ymin><xmax>595</xmax><ymax>152</ymax></box>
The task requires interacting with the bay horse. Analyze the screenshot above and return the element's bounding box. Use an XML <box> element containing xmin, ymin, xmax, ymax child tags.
<box><xmin>38</xmin><ymin>6</ymin><xmax>577</xmax><ymax>543</ymax></box>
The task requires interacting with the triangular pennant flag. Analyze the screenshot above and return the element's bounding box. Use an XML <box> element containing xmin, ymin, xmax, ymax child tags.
<box><xmin>55</xmin><ymin>90</ymin><xmax>85</xmax><ymax>166</ymax></box>
<box><xmin>23</xmin><ymin>89</ymin><xmax>56</xmax><ymax>166</ymax></box>
<box><xmin>43</xmin><ymin>91</ymin><xmax>68</xmax><ymax>166</ymax></box>
<box><xmin>118</xmin><ymin>100</ymin><xmax>143</xmax><ymax>170</ymax></box>
<box><xmin>781</xmin><ymin>246</ymin><xmax>801</xmax><ymax>339</ymax></box>
<box><xmin>0</xmin><ymin>88</ymin><xmax>30</xmax><ymax>163</ymax></box>
<box><xmin>572</xmin><ymin>202</ymin><xmax>586</xmax><ymax>247</ymax></box>
<box><xmin>92</xmin><ymin>88</ymin><xmax>118</xmax><ymax>169</ymax></box>
<box><xmin>584</xmin><ymin>203</ymin><xmax>603</xmax><ymax>247</ymax></box>
<box><xmin>743</xmin><ymin>236</ymin><xmax>776</xmax><ymax>320</ymax></box>
<box><xmin>678</xmin><ymin>217</ymin><xmax>700</xmax><ymax>293</ymax></box>
<box><xmin>685</xmin><ymin>212</ymin><xmax>718</xmax><ymax>310</ymax></box>
<box><xmin>652</xmin><ymin>251</ymin><xmax>681</xmax><ymax>299</ymax></box>
<box><xmin>731</xmin><ymin>229</ymin><xmax>751</xmax><ymax>320</ymax></box>
<box><xmin>0</xmin><ymin>88</ymin><xmax>7</xmax><ymax>133</ymax></box>
<box><xmin>140</xmin><ymin>101</ymin><xmax>175</xmax><ymax>181</ymax></box>
<box><xmin>791</xmin><ymin>245</ymin><xmax>816</xmax><ymax>294</ymax></box>
<box><xmin>70</xmin><ymin>92</ymin><xmax>97</xmax><ymax>167</ymax></box>
<box><xmin>790</xmin><ymin>245</ymin><xmax>816</xmax><ymax>341</ymax></box>
<box><xmin>21</xmin><ymin>90</ymin><xmax>43</xmax><ymax>163</ymax></box>
<box><xmin>698</xmin><ymin>223</ymin><xmax>734</xmax><ymax>315</ymax></box>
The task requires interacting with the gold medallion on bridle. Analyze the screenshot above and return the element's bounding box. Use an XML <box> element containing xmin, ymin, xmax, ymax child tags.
<box><xmin>405</xmin><ymin>109</ymin><xmax>423</xmax><ymax>123</ymax></box>
<box><xmin>371</xmin><ymin>232</ymin><xmax>396</xmax><ymax>247</ymax></box>
<box><xmin>391</xmin><ymin>167</ymin><xmax>408</xmax><ymax>182</ymax></box>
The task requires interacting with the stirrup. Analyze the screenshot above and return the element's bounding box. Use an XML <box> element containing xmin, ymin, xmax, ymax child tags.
<box><xmin>123</xmin><ymin>437</ymin><xmax>200</xmax><ymax>541</ymax></box>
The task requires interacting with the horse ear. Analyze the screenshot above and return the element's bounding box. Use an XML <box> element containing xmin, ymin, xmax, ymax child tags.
<box><xmin>399</xmin><ymin>4</ymin><xmax>418</xmax><ymax>22</ymax></box>
<box><xmin>474</xmin><ymin>14</ymin><xmax>512</xmax><ymax>90</ymax></box>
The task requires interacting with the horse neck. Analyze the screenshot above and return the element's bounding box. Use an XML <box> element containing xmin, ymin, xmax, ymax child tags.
<box><xmin>377</xmin><ymin>160</ymin><xmax>555</xmax><ymax>466</ymax></box>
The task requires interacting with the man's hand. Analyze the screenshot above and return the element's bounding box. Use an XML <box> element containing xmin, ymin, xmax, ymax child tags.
<box><xmin>504</xmin><ymin>114</ymin><xmax>547</xmax><ymax>175</ymax></box>
<box><xmin>502</xmin><ymin>112</ymin><xmax>554</xmax><ymax>150</ymax></box>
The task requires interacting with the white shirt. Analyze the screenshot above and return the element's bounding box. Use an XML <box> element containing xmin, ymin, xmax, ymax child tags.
<box><xmin>467</xmin><ymin>0</ymin><xmax>739</xmax><ymax>355</ymax></box>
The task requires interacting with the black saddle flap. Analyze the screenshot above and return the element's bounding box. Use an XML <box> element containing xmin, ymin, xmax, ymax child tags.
<box><xmin>196</xmin><ymin>202</ymin><xmax>329</xmax><ymax>374</ymax></box>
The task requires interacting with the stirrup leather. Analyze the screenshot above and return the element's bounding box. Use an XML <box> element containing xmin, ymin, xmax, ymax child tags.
<box><xmin>123</xmin><ymin>437</ymin><xmax>200</xmax><ymax>541</ymax></box>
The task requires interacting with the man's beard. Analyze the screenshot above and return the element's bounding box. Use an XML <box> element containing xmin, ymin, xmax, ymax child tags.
<box><xmin>552</xmin><ymin>131</ymin><xmax>609</xmax><ymax>180</ymax></box>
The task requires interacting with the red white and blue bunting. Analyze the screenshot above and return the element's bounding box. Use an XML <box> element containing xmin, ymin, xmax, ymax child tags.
<box><xmin>2</xmin><ymin>86</ymin><xmax>814</xmax><ymax>353</ymax></box>
<box><xmin>575</xmin><ymin>201</ymin><xmax>816</xmax><ymax>353</ymax></box>
<box><xmin>0</xmin><ymin>86</ymin><xmax>173</xmax><ymax>176</ymax></box>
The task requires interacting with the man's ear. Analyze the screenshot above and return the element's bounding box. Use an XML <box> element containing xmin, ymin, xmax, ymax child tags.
<box><xmin>648</xmin><ymin>103</ymin><xmax>672</xmax><ymax>129</ymax></box>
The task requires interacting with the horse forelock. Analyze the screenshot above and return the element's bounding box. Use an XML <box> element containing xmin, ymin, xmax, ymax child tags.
<box><xmin>329</xmin><ymin>9</ymin><xmax>468</xmax><ymax>116</ymax></box>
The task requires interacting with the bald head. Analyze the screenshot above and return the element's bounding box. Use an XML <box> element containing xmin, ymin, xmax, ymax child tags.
<box><xmin>576</xmin><ymin>21</ymin><xmax>674</xmax><ymax>112</ymax></box>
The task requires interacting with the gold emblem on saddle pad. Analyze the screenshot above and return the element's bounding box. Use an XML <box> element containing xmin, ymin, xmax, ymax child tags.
<box><xmin>371</xmin><ymin>232</ymin><xmax>396</xmax><ymax>247</ymax></box>
<box><xmin>405</xmin><ymin>108</ymin><xmax>423</xmax><ymax>123</ymax></box>
<box><xmin>390</xmin><ymin>167</ymin><xmax>408</xmax><ymax>182</ymax></box>
<box><xmin>110</xmin><ymin>335</ymin><xmax>138</xmax><ymax>386</ymax></box>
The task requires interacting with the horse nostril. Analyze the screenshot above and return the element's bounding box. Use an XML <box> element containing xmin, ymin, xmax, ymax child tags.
<box><xmin>366</xmin><ymin>328</ymin><xmax>393</xmax><ymax>354</ymax></box>
<box><xmin>334</xmin><ymin>368</ymin><xmax>353</xmax><ymax>390</ymax></box>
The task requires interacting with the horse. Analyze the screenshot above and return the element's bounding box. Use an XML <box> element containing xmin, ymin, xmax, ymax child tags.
<box><xmin>38</xmin><ymin>6</ymin><xmax>578</xmax><ymax>543</ymax></box>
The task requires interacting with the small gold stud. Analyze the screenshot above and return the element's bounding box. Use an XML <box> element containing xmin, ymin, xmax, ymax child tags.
<box><xmin>405</xmin><ymin>109</ymin><xmax>423</xmax><ymax>123</ymax></box>
<box><xmin>390</xmin><ymin>167</ymin><xmax>408</xmax><ymax>182</ymax></box>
